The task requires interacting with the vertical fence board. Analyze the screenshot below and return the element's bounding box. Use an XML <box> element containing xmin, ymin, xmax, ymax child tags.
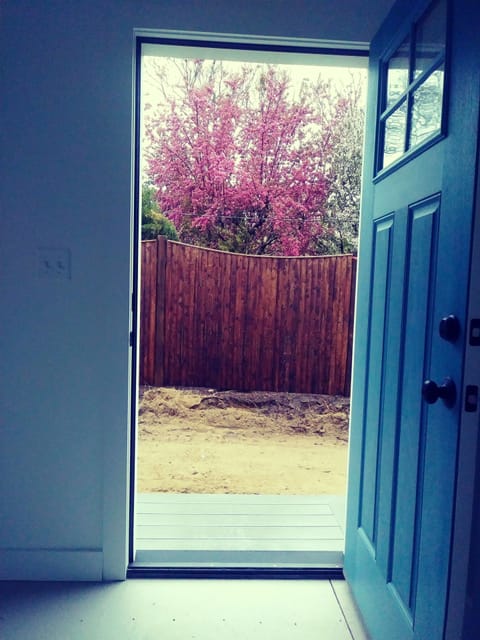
<box><xmin>153</xmin><ymin>236</ymin><xmax>167</xmax><ymax>386</ymax></box>
<box><xmin>344</xmin><ymin>257</ymin><xmax>357</xmax><ymax>396</ymax></box>
<box><xmin>139</xmin><ymin>240</ymin><xmax>157</xmax><ymax>385</ymax></box>
<box><xmin>140</xmin><ymin>240</ymin><xmax>356</xmax><ymax>396</ymax></box>
<box><xmin>233</xmin><ymin>253</ymin><xmax>248</xmax><ymax>390</ymax></box>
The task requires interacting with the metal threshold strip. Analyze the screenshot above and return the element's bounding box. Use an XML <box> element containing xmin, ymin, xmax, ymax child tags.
<box><xmin>128</xmin><ymin>550</ymin><xmax>344</xmax><ymax>579</ymax></box>
<box><xmin>127</xmin><ymin>566</ymin><xmax>345</xmax><ymax>579</ymax></box>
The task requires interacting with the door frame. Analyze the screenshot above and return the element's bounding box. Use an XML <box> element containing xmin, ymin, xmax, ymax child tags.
<box><xmin>445</xmin><ymin>134</ymin><xmax>480</xmax><ymax>639</ymax></box>
<box><xmin>128</xmin><ymin>29</ymin><xmax>369</xmax><ymax>573</ymax></box>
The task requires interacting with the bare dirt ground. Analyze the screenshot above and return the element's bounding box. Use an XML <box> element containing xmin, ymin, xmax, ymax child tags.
<box><xmin>137</xmin><ymin>386</ymin><xmax>350</xmax><ymax>495</ymax></box>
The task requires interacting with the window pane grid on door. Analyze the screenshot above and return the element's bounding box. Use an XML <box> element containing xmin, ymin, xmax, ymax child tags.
<box><xmin>376</xmin><ymin>0</ymin><xmax>447</xmax><ymax>174</ymax></box>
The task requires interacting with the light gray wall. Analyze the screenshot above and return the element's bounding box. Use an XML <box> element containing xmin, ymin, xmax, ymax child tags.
<box><xmin>0</xmin><ymin>0</ymin><xmax>137</xmax><ymax>580</ymax></box>
<box><xmin>0</xmin><ymin>0</ymin><xmax>410</xmax><ymax>582</ymax></box>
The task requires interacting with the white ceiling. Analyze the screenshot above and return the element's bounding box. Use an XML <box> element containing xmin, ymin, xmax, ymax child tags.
<box><xmin>137</xmin><ymin>0</ymin><xmax>398</xmax><ymax>49</ymax></box>
<box><xmin>338</xmin><ymin>0</ymin><xmax>398</xmax><ymax>42</ymax></box>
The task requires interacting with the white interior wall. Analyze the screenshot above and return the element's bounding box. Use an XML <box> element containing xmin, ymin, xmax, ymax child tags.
<box><xmin>0</xmin><ymin>0</ymin><xmax>413</xmax><ymax>582</ymax></box>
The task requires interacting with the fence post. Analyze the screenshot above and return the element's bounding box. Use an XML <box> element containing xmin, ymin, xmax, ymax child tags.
<box><xmin>344</xmin><ymin>256</ymin><xmax>357</xmax><ymax>396</ymax></box>
<box><xmin>154</xmin><ymin>235</ymin><xmax>168</xmax><ymax>386</ymax></box>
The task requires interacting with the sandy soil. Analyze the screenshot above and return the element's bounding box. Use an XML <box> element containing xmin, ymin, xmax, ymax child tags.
<box><xmin>136</xmin><ymin>386</ymin><xmax>350</xmax><ymax>495</ymax></box>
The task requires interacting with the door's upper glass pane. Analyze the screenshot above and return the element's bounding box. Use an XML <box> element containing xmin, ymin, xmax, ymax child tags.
<box><xmin>414</xmin><ymin>0</ymin><xmax>447</xmax><ymax>79</ymax></box>
<box><xmin>386</xmin><ymin>37</ymin><xmax>410</xmax><ymax>108</ymax></box>
<box><xmin>409</xmin><ymin>66</ymin><xmax>444</xmax><ymax>148</ymax></box>
<box><xmin>377</xmin><ymin>0</ymin><xmax>447</xmax><ymax>174</ymax></box>
<box><xmin>383</xmin><ymin>100</ymin><xmax>407</xmax><ymax>168</ymax></box>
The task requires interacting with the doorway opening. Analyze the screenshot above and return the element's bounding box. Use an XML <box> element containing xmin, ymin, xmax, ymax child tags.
<box><xmin>130</xmin><ymin>35</ymin><xmax>367</xmax><ymax>571</ymax></box>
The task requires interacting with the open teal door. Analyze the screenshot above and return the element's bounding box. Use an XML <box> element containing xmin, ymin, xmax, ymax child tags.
<box><xmin>344</xmin><ymin>0</ymin><xmax>480</xmax><ymax>638</ymax></box>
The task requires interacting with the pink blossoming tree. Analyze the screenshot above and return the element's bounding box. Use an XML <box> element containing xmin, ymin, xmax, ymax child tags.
<box><xmin>144</xmin><ymin>59</ymin><xmax>364</xmax><ymax>256</ymax></box>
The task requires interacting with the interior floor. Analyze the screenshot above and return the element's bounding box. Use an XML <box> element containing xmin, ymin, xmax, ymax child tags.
<box><xmin>0</xmin><ymin>578</ymin><xmax>370</xmax><ymax>639</ymax></box>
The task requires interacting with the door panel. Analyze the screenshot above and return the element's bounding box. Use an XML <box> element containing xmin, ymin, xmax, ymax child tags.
<box><xmin>390</xmin><ymin>196</ymin><xmax>439</xmax><ymax>618</ymax></box>
<box><xmin>359</xmin><ymin>215</ymin><xmax>394</xmax><ymax>547</ymax></box>
<box><xmin>344</xmin><ymin>0</ymin><xmax>480</xmax><ymax>638</ymax></box>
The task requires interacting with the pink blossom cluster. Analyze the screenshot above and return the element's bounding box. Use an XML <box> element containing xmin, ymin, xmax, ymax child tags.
<box><xmin>145</xmin><ymin>61</ymin><xmax>358</xmax><ymax>255</ymax></box>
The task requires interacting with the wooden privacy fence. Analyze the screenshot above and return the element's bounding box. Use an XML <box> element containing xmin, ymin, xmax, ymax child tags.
<box><xmin>140</xmin><ymin>237</ymin><xmax>356</xmax><ymax>396</ymax></box>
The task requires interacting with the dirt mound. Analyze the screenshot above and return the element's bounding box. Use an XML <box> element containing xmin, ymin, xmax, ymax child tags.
<box><xmin>137</xmin><ymin>386</ymin><xmax>349</xmax><ymax>494</ymax></box>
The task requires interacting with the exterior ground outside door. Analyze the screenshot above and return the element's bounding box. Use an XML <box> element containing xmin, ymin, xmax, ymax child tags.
<box><xmin>344</xmin><ymin>0</ymin><xmax>480</xmax><ymax>638</ymax></box>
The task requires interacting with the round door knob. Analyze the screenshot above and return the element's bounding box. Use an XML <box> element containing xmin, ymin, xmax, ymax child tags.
<box><xmin>422</xmin><ymin>377</ymin><xmax>456</xmax><ymax>407</ymax></box>
<box><xmin>439</xmin><ymin>315</ymin><xmax>460</xmax><ymax>342</ymax></box>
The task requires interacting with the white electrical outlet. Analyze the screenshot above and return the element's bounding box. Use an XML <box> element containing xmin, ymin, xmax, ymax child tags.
<box><xmin>37</xmin><ymin>247</ymin><xmax>71</xmax><ymax>279</ymax></box>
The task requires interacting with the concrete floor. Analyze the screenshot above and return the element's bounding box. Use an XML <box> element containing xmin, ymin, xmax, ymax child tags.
<box><xmin>0</xmin><ymin>578</ymin><xmax>370</xmax><ymax>639</ymax></box>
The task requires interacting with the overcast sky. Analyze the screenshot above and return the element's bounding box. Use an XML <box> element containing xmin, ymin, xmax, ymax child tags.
<box><xmin>141</xmin><ymin>54</ymin><xmax>367</xmax><ymax>108</ymax></box>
